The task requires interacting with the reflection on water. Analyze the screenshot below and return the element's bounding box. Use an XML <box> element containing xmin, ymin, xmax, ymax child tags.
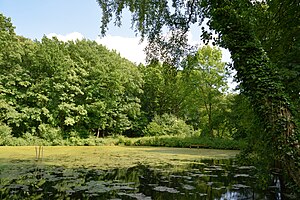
<box><xmin>0</xmin><ymin>159</ymin><xmax>284</xmax><ymax>199</ymax></box>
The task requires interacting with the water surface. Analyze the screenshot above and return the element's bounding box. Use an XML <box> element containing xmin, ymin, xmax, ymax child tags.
<box><xmin>0</xmin><ymin>159</ymin><xmax>282</xmax><ymax>199</ymax></box>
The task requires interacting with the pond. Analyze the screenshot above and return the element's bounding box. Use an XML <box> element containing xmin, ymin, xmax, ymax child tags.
<box><xmin>0</xmin><ymin>159</ymin><xmax>282</xmax><ymax>200</ymax></box>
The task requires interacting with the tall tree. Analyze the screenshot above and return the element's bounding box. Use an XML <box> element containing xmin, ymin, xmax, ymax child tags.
<box><xmin>0</xmin><ymin>14</ymin><xmax>28</xmax><ymax>137</ymax></box>
<box><xmin>97</xmin><ymin>0</ymin><xmax>300</xmax><ymax>188</ymax></box>
<box><xmin>181</xmin><ymin>46</ymin><xmax>228</xmax><ymax>136</ymax></box>
<box><xmin>1</xmin><ymin>13</ymin><xmax>144</xmax><ymax>138</ymax></box>
<box><xmin>139</xmin><ymin>61</ymin><xmax>179</xmax><ymax>121</ymax></box>
<box><xmin>254</xmin><ymin>0</ymin><xmax>300</xmax><ymax>119</ymax></box>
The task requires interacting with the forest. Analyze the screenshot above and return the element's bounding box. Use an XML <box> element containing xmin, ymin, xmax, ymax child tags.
<box><xmin>1</xmin><ymin>0</ymin><xmax>300</xmax><ymax>195</ymax></box>
<box><xmin>0</xmin><ymin>13</ymin><xmax>251</xmax><ymax>146</ymax></box>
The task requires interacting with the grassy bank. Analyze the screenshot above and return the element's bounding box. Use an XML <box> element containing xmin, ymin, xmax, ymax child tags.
<box><xmin>0</xmin><ymin>135</ymin><xmax>245</xmax><ymax>150</ymax></box>
<box><xmin>0</xmin><ymin>146</ymin><xmax>239</xmax><ymax>169</ymax></box>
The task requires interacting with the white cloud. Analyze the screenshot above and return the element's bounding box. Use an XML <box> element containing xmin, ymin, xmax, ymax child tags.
<box><xmin>46</xmin><ymin>32</ymin><xmax>84</xmax><ymax>42</ymax></box>
<box><xmin>187</xmin><ymin>31</ymin><xmax>200</xmax><ymax>47</ymax></box>
<box><xmin>185</xmin><ymin>31</ymin><xmax>232</xmax><ymax>63</ymax></box>
<box><xmin>45</xmin><ymin>32</ymin><xmax>147</xmax><ymax>64</ymax></box>
<box><xmin>96</xmin><ymin>35</ymin><xmax>147</xmax><ymax>64</ymax></box>
<box><xmin>220</xmin><ymin>48</ymin><xmax>231</xmax><ymax>63</ymax></box>
<box><xmin>45</xmin><ymin>32</ymin><xmax>231</xmax><ymax>66</ymax></box>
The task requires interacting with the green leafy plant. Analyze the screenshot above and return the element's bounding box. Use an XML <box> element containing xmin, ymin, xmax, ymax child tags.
<box><xmin>38</xmin><ymin>124</ymin><xmax>62</xmax><ymax>141</ymax></box>
<box><xmin>0</xmin><ymin>124</ymin><xmax>12</xmax><ymax>139</ymax></box>
<box><xmin>144</xmin><ymin>114</ymin><xmax>194</xmax><ymax>136</ymax></box>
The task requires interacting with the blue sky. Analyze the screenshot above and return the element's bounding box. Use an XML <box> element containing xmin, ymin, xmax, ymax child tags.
<box><xmin>0</xmin><ymin>0</ymin><xmax>135</xmax><ymax>39</ymax></box>
<box><xmin>1</xmin><ymin>0</ymin><xmax>236</xmax><ymax>89</ymax></box>
<box><xmin>1</xmin><ymin>0</ymin><xmax>231</xmax><ymax>65</ymax></box>
<box><xmin>1</xmin><ymin>0</ymin><xmax>149</xmax><ymax>63</ymax></box>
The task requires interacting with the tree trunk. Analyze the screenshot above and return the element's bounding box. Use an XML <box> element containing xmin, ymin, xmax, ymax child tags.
<box><xmin>208</xmin><ymin>0</ymin><xmax>300</xmax><ymax>188</ymax></box>
<box><xmin>208</xmin><ymin>102</ymin><xmax>213</xmax><ymax>137</ymax></box>
<box><xmin>97</xmin><ymin>128</ymin><xmax>100</xmax><ymax>138</ymax></box>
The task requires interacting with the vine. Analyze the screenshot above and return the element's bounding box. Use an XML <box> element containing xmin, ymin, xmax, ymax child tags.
<box><xmin>207</xmin><ymin>0</ymin><xmax>300</xmax><ymax>188</ymax></box>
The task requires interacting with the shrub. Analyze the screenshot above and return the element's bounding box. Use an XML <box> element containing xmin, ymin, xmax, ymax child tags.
<box><xmin>23</xmin><ymin>132</ymin><xmax>50</xmax><ymax>145</ymax></box>
<box><xmin>144</xmin><ymin>114</ymin><xmax>194</xmax><ymax>136</ymax></box>
<box><xmin>131</xmin><ymin>135</ymin><xmax>245</xmax><ymax>150</ymax></box>
<box><xmin>67</xmin><ymin>136</ymin><xmax>84</xmax><ymax>146</ymax></box>
<box><xmin>2</xmin><ymin>137</ymin><xmax>28</xmax><ymax>146</ymax></box>
<box><xmin>0</xmin><ymin>124</ymin><xmax>12</xmax><ymax>139</ymax></box>
<box><xmin>38</xmin><ymin>124</ymin><xmax>62</xmax><ymax>141</ymax></box>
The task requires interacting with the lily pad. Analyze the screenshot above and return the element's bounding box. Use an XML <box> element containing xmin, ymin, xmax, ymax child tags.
<box><xmin>119</xmin><ymin>192</ymin><xmax>152</xmax><ymax>200</ymax></box>
<box><xmin>153</xmin><ymin>186</ymin><xmax>180</xmax><ymax>193</ymax></box>
<box><xmin>234</xmin><ymin>174</ymin><xmax>250</xmax><ymax>178</ymax></box>
<box><xmin>182</xmin><ymin>184</ymin><xmax>195</xmax><ymax>190</ymax></box>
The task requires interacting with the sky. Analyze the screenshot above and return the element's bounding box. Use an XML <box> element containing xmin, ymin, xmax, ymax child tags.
<box><xmin>0</xmin><ymin>0</ymin><xmax>232</xmax><ymax>65</ymax></box>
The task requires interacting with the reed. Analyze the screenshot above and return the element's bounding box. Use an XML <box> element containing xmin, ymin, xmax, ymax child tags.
<box><xmin>35</xmin><ymin>146</ymin><xmax>43</xmax><ymax>161</ymax></box>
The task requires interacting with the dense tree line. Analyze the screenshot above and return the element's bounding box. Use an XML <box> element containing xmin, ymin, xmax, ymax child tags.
<box><xmin>0</xmin><ymin>13</ymin><xmax>251</xmax><ymax>141</ymax></box>
<box><xmin>0</xmin><ymin>14</ymin><xmax>143</xmax><ymax>139</ymax></box>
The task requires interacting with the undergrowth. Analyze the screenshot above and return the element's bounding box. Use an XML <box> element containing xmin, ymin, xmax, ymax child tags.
<box><xmin>0</xmin><ymin>135</ymin><xmax>245</xmax><ymax>150</ymax></box>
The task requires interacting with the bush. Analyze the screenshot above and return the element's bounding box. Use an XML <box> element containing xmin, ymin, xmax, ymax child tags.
<box><xmin>144</xmin><ymin>114</ymin><xmax>194</xmax><ymax>136</ymax></box>
<box><xmin>23</xmin><ymin>132</ymin><xmax>50</xmax><ymax>145</ymax></box>
<box><xmin>2</xmin><ymin>137</ymin><xmax>28</xmax><ymax>146</ymax></box>
<box><xmin>0</xmin><ymin>124</ymin><xmax>12</xmax><ymax>139</ymax></box>
<box><xmin>38</xmin><ymin>124</ymin><xmax>62</xmax><ymax>141</ymax></box>
<box><xmin>131</xmin><ymin>135</ymin><xmax>245</xmax><ymax>150</ymax></box>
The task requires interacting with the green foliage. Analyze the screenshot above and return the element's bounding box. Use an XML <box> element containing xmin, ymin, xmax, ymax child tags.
<box><xmin>253</xmin><ymin>0</ymin><xmax>300</xmax><ymax>121</ymax></box>
<box><xmin>0</xmin><ymin>14</ymin><xmax>143</xmax><ymax>139</ymax></box>
<box><xmin>97</xmin><ymin>0</ymin><xmax>300</xmax><ymax>188</ymax></box>
<box><xmin>0</xmin><ymin>126</ymin><xmax>12</xmax><ymax>146</ymax></box>
<box><xmin>0</xmin><ymin>124</ymin><xmax>12</xmax><ymax>139</ymax></box>
<box><xmin>207</xmin><ymin>0</ymin><xmax>300</xmax><ymax>188</ymax></box>
<box><xmin>133</xmin><ymin>135</ymin><xmax>244</xmax><ymax>150</ymax></box>
<box><xmin>38</xmin><ymin>124</ymin><xmax>62</xmax><ymax>141</ymax></box>
<box><xmin>0</xmin><ymin>14</ymin><xmax>22</xmax><ymax>69</ymax></box>
<box><xmin>180</xmin><ymin>46</ymin><xmax>229</xmax><ymax>136</ymax></box>
<box><xmin>0</xmin><ymin>128</ymin><xmax>244</xmax><ymax>150</ymax></box>
<box><xmin>138</xmin><ymin>61</ymin><xmax>181</xmax><ymax>121</ymax></box>
<box><xmin>138</xmin><ymin>46</ymin><xmax>232</xmax><ymax>138</ymax></box>
<box><xmin>144</xmin><ymin>114</ymin><xmax>194</xmax><ymax>136</ymax></box>
<box><xmin>226</xmin><ymin>94</ymin><xmax>262</xmax><ymax>140</ymax></box>
<box><xmin>0</xmin><ymin>13</ymin><xmax>237</xmax><ymax>145</ymax></box>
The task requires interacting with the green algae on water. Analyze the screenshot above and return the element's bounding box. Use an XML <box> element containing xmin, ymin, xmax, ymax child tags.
<box><xmin>0</xmin><ymin>146</ymin><xmax>238</xmax><ymax>169</ymax></box>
